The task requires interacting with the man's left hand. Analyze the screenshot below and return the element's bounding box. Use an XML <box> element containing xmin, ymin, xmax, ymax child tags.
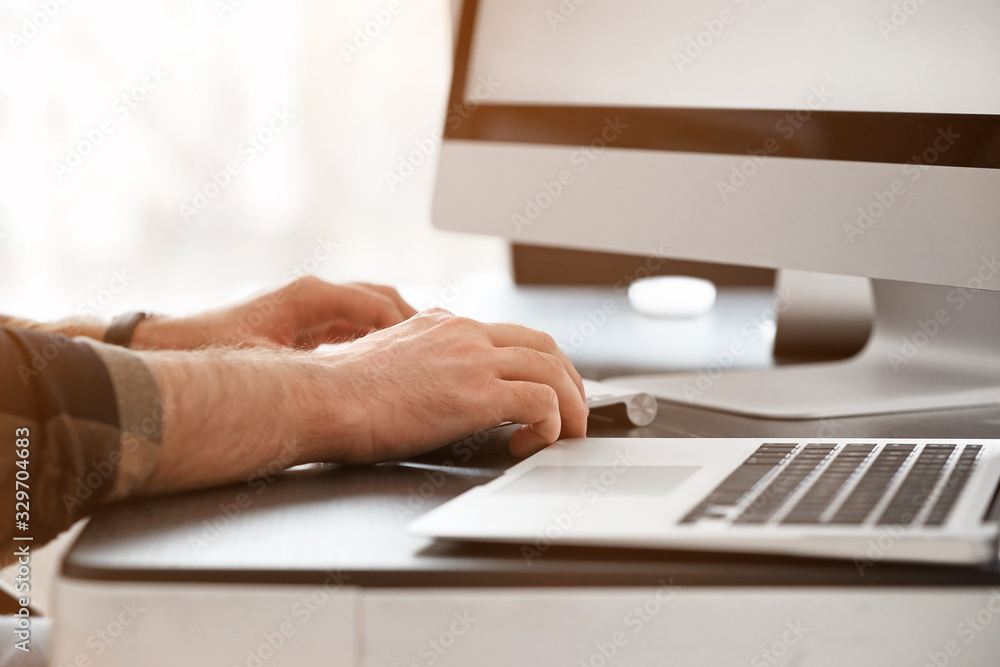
<box><xmin>132</xmin><ymin>276</ymin><xmax>417</xmax><ymax>350</ymax></box>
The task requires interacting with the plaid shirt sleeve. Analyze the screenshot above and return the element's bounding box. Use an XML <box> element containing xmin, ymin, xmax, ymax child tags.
<box><xmin>0</xmin><ymin>326</ymin><xmax>164</xmax><ymax>564</ymax></box>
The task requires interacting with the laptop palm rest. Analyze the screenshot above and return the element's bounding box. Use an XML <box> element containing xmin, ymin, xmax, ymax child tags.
<box><xmin>496</xmin><ymin>465</ymin><xmax>701</xmax><ymax>496</ymax></box>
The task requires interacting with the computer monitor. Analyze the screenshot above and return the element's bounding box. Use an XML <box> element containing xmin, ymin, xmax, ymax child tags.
<box><xmin>432</xmin><ymin>0</ymin><xmax>1000</xmax><ymax>419</ymax></box>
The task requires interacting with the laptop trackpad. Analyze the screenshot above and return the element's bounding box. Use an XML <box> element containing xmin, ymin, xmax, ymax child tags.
<box><xmin>497</xmin><ymin>465</ymin><xmax>700</xmax><ymax>496</ymax></box>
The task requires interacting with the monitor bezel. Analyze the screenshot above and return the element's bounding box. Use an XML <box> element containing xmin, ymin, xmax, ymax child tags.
<box><xmin>446</xmin><ymin>0</ymin><xmax>999</xmax><ymax>170</ymax></box>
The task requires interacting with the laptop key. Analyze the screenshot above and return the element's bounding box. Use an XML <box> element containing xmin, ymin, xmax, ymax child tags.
<box><xmin>830</xmin><ymin>444</ymin><xmax>915</xmax><ymax>524</ymax></box>
<box><xmin>782</xmin><ymin>444</ymin><xmax>876</xmax><ymax>524</ymax></box>
<box><xmin>925</xmin><ymin>445</ymin><xmax>983</xmax><ymax>526</ymax></box>
<box><xmin>877</xmin><ymin>445</ymin><xmax>956</xmax><ymax>525</ymax></box>
<box><xmin>681</xmin><ymin>444</ymin><xmax>797</xmax><ymax>523</ymax></box>
<box><xmin>738</xmin><ymin>444</ymin><xmax>835</xmax><ymax>524</ymax></box>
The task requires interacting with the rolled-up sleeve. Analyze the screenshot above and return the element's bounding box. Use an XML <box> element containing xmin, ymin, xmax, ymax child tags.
<box><xmin>0</xmin><ymin>327</ymin><xmax>163</xmax><ymax>562</ymax></box>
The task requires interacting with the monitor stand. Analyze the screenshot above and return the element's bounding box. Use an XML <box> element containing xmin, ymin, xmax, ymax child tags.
<box><xmin>607</xmin><ymin>279</ymin><xmax>1000</xmax><ymax>420</ymax></box>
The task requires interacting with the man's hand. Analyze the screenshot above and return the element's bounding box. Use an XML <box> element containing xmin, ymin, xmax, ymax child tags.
<box><xmin>309</xmin><ymin>309</ymin><xmax>589</xmax><ymax>461</ymax></box>
<box><xmin>133</xmin><ymin>276</ymin><xmax>417</xmax><ymax>350</ymax></box>
<box><xmin>139</xmin><ymin>310</ymin><xmax>588</xmax><ymax>494</ymax></box>
<box><xmin>2</xmin><ymin>276</ymin><xmax>415</xmax><ymax>351</ymax></box>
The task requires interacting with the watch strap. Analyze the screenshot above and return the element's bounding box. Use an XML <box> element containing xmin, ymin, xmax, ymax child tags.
<box><xmin>103</xmin><ymin>312</ymin><xmax>154</xmax><ymax>348</ymax></box>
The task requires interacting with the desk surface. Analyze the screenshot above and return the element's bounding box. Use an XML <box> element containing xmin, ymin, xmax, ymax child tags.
<box><xmin>63</xmin><ymin>282</ymin><xmax>1000</xmax><ymax>588</ymax></box>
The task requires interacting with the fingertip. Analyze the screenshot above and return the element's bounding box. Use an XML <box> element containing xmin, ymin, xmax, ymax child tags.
<box><xmin>522</xmin><ymin>424</ymin><xmax>549</xmax><ymax>455</ymax></box>
<box><xmin>396</xmin><ymin>297</ymin><xmax>418</xmax><ymax>319</ymax></box>
<box><xmin>562</xmin><ymin>416</ymin><xmax>588</xmax><ymax>441</ymax></box>
<box><xmin>567</xmin><ymin>389</ymin><xmax>589</xmax><ymax>438</ymax></box>
<box><xmin>380</xmin><ymin>301</ymin><xmax>407</xmax><ymax>328</ymax></box>
<box><xmin>509</xmin><ymin>424</ymin><xmax>551</xmax><ymax>458</ymax></box>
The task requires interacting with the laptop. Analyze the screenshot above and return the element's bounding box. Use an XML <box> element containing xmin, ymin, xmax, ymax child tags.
<box><xmin>408</xmin><ymin>438</ymin><xmax>1000</xmax><ymax>564</ymax></box>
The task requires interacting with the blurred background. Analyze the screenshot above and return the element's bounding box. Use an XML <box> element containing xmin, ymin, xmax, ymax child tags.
<box><xmin>0</xmin><ymin>0</ymin><xmax>504</xmax><ymax>321</ymax></box>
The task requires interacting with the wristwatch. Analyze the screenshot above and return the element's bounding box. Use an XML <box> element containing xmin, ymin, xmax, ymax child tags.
<box><xmin>103</xmin><ymin>312</ymin><xmax>155</xmax><ymax>348</ymax></box>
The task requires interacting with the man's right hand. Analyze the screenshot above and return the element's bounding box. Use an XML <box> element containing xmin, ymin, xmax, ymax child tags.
<box><xmin>307</xmin><ymin>309</ymin><xmax>589</xmax><ymax>462</ymax></box>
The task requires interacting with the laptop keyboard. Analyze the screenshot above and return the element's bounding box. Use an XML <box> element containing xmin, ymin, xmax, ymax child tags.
<box><xmin>681</xmin><ymin>442</ymin><xmax>984</xmax><ymax>527</ymax></box>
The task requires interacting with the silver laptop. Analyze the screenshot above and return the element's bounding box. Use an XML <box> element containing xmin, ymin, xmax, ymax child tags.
<box><xmin>409</xmin><ymin>438</ymin><xmax>1000</xmax><ymax>565</ymax></box>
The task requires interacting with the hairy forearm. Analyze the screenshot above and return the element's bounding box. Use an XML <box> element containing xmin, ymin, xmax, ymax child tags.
<box><xmin>0</xmin><ymin>312</ymin><xmax>201</xmax><ymax>350</ymax></box>
<box><xmin>0</xmin><ymin>314</ymin><xmax>106</xmax><ymax>340</ymax></box>
<box><xmin>137</xmin><ymin>348</ymin><xmax>359</xmax><ymax>495</ymax></box>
